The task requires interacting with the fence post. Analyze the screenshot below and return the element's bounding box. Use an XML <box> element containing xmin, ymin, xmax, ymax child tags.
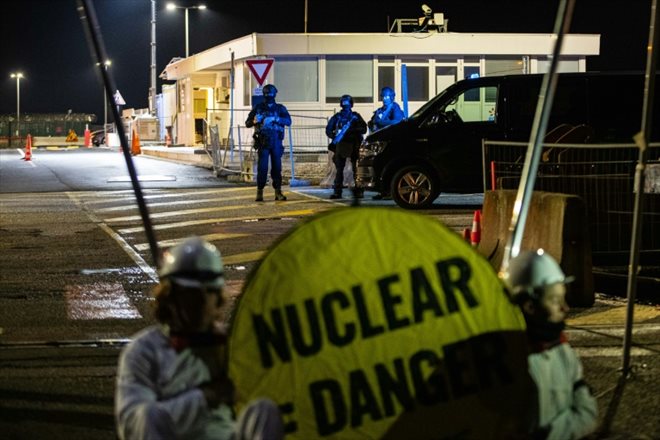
<box><xmin>288</xmin><ymin>125</ymin><xmax>296</xmax><ymax>181</ymax></box>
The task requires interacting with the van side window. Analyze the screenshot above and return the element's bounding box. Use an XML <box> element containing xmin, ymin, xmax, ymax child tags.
<box><xmin>445</xmin><ymin>85</ymin><xmax>498</xmax><ymax>123</ymax></box>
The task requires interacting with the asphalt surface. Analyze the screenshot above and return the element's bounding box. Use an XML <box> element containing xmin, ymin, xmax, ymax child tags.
<box><xmin>1</xmin><ymin>146</ymin><xmax>658</xmax><ymax>438</ymax></box>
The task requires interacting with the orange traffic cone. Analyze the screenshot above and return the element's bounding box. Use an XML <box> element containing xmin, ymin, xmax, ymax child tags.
<box><xmin>470</xmin><ymin>210</ymin><xmax>482</xmax><ymax>247</ymax></box>
<box><xmin>84</xmin><ymin>124</ymin><xmax>92</xmax><ymax>148</ymax></box>
<box><xmin>462</xmin><ymin>227</ymin><xmax>471</xmax><ymax>243</ymax></box>
<box><xmin>131</xmin><ymin>128</ymin><xmax>141</xmax><ymax>156</ymax></box>
<box><xmin>23</xmin><ymin>134</ymin><xmax>33</xmax><ymax>161</ymax></box>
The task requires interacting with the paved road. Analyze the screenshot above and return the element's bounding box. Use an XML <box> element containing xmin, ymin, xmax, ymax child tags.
<box><xmin>1</xmin><ymin>148</ymin><xmax>658</xmax><ymax>439</ymax></box>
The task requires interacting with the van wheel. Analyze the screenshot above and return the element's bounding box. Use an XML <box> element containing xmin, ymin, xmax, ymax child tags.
<box><xmin>391</xmin><ymin>165</ymin><xmax>438</xmax><ymax>209</ymax></box>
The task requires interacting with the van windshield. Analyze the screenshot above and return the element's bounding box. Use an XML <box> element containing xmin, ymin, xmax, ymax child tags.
<box><xmin>414</xmin><ymin>84</ymin><xmax>499</xmax><ymax>124</ymax></box>
<box><xmin>409</xmin><ymin>88</ymin><xmax>451</xmax><ymax>120</ymax></box>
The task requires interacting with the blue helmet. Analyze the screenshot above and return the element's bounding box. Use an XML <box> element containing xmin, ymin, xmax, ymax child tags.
<box><xmin>340</xmin><ymin>94</ymin><xmax>354</xmax><ymax>108</ymax></box>
<box><xmin>263</xmin><ymin>84</ymin><xmax>278</xmax><ymax>97</ymax></box>
<box><xmin>380</xmin><ymin>86</ymin><xmax>395</xmax><ymax>99</ymax></box>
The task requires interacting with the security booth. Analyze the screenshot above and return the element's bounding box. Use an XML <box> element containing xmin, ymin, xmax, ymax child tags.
<box><xmin>159</xmin><ymin>31</ymin><xmax>599</xmax><ymax>147</ymax></box>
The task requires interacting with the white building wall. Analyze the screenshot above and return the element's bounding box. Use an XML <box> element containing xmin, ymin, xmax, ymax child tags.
<box><xmin>161</xmin><ymin>32</ymin><xmax>600</xmax><ymax>146</ymax></box>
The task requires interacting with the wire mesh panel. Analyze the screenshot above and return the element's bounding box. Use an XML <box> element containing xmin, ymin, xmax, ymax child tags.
<box><xmin>206</xmin><ymin>109</ymin><xmax>333</xmax><ymax>184</ymax></box>
<box><xmin>484</xmin><ymin>140</ymin><xmax>660</xmax><ymax>267</ymax></box>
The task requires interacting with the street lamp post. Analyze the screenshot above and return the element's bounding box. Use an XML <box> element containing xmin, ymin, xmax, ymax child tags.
<box><xmin>166</xmin><ymin>3</ymin><xmax>206</xmax><ymax>58</ymax></box>
<box><xmin>97</xmin><ymin>60</ymin><xmax>111</xmax><ymax>145</ymax></box>
<box><xmin>10</xmin><ymin>73</ymin><xmax>24</xmax><ymax>142</ymax></box>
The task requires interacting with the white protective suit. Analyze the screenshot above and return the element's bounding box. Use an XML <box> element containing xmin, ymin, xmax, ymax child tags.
<box><xmin>528</xmin><ymin>341</ymin><xmax>598</xmax><ymax>440</ymax></box>
<box><xmin>115</xmin><ymin>325</ymin><xmax>234</xmax><ymax>440</ymax></box>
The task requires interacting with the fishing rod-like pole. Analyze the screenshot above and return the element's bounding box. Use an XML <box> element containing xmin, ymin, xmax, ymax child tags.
<box><xmin>500</xmin><ymin>0</ymin><xmax>576</xmax><ymax>273</ymax></box>
<box><xmin>77</xmin><ymin>0</ymin><xmax>161</xmax><ymax>269</ymax></box>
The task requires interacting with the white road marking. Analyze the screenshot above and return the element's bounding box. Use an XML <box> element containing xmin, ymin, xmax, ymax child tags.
<box><xmin>79</xmin><ymin>187</ymin><xmax>255</xmax><ymax>205</ymax></box>
<box><xmin>574</xmin><ymin>346</ymin><xmax>657</xmax><ymax>358</ymax></box>
<box><xmin>223</xmin><ymin>250</ymin><xmax>266</xmax><ymax>265</ymax></box>
<box><xmin>96</xmin><ymin>193</ymin><xmax>257</xmax><ymax>212</ymax></box>
<box><xmin>107</xmin><ymin>175</ymin><xmax>176</xmax><ymax>182</ymax></box>
<box><xmin>135</xmin><ymin>232</ymin><xmax>250</xmax><ymax>251</ymax></box>
<box><xmin>118</xmin><ymin>206</ymin><xmax>320</xmax><ymax>234</ymax></box>
<box><xmin>104</xmin><ymin>199</ymin><xmax>311</xmax><ymax>222</ymax></box>
<box><xmin>67</xmin><ymin>192</ymin><xmax>158</xmax><ymax>283</ymax></box>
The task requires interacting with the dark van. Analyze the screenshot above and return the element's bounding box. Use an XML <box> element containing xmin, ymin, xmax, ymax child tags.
<box><xmin>356</xmin><ymin>72</ymin><xmax>660</xmax><ymax>209</ymax></box>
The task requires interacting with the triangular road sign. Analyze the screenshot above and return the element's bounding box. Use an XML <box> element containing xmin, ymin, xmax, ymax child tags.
<box><xmin>114</xmin><ymin>90</ymin><xmax>126</xmax><ymax>106</ymax></box>
<box><xmin>246</xmin><ymin>58</ymin><xmax>274</xmax><ymax>86</ymax></box>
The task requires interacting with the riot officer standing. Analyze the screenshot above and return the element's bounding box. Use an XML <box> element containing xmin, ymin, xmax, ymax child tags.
<box><xmin>326</xmin><ymin>94</ymin><xmax>367</xmax><ymax>199</ymax></box>
<box><xmin>246</xmin><ymin>84</ymin><xmax>292</xmax><ymax>202</ymax></box>
<box><xmin>368</xmin><ymin>86</ymin><xmax>404</xmax><ymax>132</ymax></box>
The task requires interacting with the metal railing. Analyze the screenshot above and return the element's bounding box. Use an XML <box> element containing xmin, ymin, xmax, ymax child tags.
<box><xmin>483</xmin><ymin>139</ymin><xmax>660</xmax><ymax>267</ymax></box>
<box><xmin>205</xmin><ymin>109</ymin><xmax>334</xmax><ymax>183</ymax></box>
<box><xmin>0</xmin><ymin>113</ymin><xmax>97</xmax><ymax>147</ymax></box>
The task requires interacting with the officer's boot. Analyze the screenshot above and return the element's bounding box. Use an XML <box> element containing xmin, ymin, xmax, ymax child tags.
<box><xmin>274</xmin><ymin>189</ymin><xmax>287</xmax><ymax>201</ymax></box>
<box><xmin>255</xmin><ymin>188</ymin><xmax>264</xmax><ymax>202</ymax></box>
<box><xmin>329</xmin><ymin>188</ymin><xmax>342</xmax><ymax>199</ymax></box>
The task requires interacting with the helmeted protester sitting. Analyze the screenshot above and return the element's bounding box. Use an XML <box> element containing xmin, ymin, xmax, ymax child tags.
<box><xmin>503</xmin><ymin>249</ymin><xmax>598</xmax><ymax>440</ymax></box>
<box><xmin>115</xmin><ymin>237</ymin><xmax>283</xmax><ymax>440</ymax></box>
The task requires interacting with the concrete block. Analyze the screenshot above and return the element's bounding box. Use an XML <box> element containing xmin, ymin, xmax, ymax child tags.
<box><xmin>479</xmin><ymin>190</ymin><xmax>594</xmax><ymax>307</ymax></box>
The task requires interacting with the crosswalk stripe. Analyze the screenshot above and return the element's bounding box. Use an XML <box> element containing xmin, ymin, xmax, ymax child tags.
<box><xmin>223</xmin><ymin>250</ymin><xmax>266</xmax><ymax>265</ymax></box>
<box><xmin>96</xmin><ymin>194</ymin><xmax>257</xmax><ymax>212</ymax></box>
<box><xmin>118</xmin><ymin>207</ymin><xmax>322</xmax><ymax>234</ymax></box>
<box><xmin>574</xmin><ymin>346</ymin><xmax>656</xmax><ymax>358</ymax></box>
<box><xmin>76</xmin><ymin>187</ymin><xmax>254</xmax><ymax>205</ymax></box>
<box><xmin>134</xmin><ymin>232</ymin><xmax>250</xmax><ymax>251</ymax></box>
<box><xmin>104</xmin><ymin>199</ymin><xmax>311</xmax><ymax>223</ymax></box>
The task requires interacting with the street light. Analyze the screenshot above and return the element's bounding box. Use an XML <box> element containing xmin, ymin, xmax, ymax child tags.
<box><xmin>96</xmin><ymin>60</ymin><xmax>112</xmax><ymax>145</ymax></box>
<box><xmin>10</xmin><ymin>72</ymin><xmax>24</xmax><ymax>141</ymax></box>
<box><xmin>166</xmin><ymin>2</ymin><xmax>206</xmax><ymax>58</ymax></box>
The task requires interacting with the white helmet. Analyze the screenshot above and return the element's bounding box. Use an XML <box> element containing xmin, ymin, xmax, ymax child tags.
<box><xmin>159</xmin><ymin>237</ymin><xmax>224</xmax><ymax>289</ymax></box>
<box><xmin>502</xmin><ymin>249</ymin><xmax>572</xmax><ymax>299</ymax></box>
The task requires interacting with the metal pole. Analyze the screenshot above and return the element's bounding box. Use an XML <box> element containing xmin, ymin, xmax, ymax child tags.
<box><xmin>103</xmin><ymin>64</ymin><xmax>109</xmax><ymax>145</ymax></box>
<box><xmin>11</xmin><ymin>73</ymin><xmax>24</xmax><ymax>140</ymax></box>
<box><xmin>500</xmin><ymin>0</ymin><xmax>575</xmax><ymax>272</ymax></box>
<box><xmin>304</xmin><ymin>0</ymin><xmax>308</xmax><ymax>33</ymax></box>
<box><xmin>184</xmin><ymin>7</ymin><xmax>189</xmax><ymax>57</ymax></box>
<box><xmin>78</xmin><ymin>0</ymin><xmax>161</xmax><ymax>268</ymax></box>
<box><xmin>16</xmin><ymin>76</ymin><xmax>20</xmax><ymax>139</ymax></box>
<box><xmin>621</xmin><ymin>0</ymin><xmax>659</xmax><ymax>376</ymax></box>
<box><xmin>150</xmin><ymin>0</ymin><xmax>157</xmax><ymax>116</ymax></box>
<box><xmin>104</xmin><ymin>84</ymin><xmax>107</xmax><ymax>142</ymax></box>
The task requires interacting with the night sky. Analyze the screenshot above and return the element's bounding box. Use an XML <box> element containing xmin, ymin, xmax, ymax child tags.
<box><xmin>1</xmin><ymin>0</ymin><xmax>653</xmax><ymax>123</ymax></box>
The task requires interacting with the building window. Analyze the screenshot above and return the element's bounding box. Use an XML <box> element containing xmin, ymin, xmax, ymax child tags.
<box><xmin>436</xmin><ymin>66</ymin><xmax>457</xmax><ymax>95</ymax></box>
<box><xmin>537</xmin><ymin>58</ymin><xmax>580</xmax><ymax>73</ymax></box>
<box><xmin>326</xmin><ymin>59</ymin><xmax>373</xmax><ymax>103</ymax></box>
<box><xmin>274</xmin><ymin>58</ymin><xmax>318</xmax><ymax>102</ymax></box>
<box><xmin>378</xmin><ymin>66</ymin><xmax>395</xmax><ymax>96</ymax></box>
<box><xmin>403</xmin><ymin>65</ymin><xmax>429</xmax><ymax>101</ymax></box>
<box><xmin>463</xmin><ymin>66</ymin><xmax>481</xmax><ymax>101</ymax></box>
<box><xmin>484</xmin><ymin>58</ymin><xmax>524</xmax><ymax>76</ymax></box>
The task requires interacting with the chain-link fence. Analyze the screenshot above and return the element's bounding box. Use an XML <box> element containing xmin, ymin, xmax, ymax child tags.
<box><xmin>205</xmin><ymin>109</ymin><xmax>334</xmax><ymax>184</ymax></box>
<box><xmin>0</xmin><ymin>113</ymin><xmax>98</xmax><ymax>147</ymax></box>
<box><xmin>483</xmin><ymin>139</ymin><xmax>660</xmax><ymax>269</ymax></box>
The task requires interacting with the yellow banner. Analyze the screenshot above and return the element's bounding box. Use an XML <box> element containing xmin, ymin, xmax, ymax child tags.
<box><xmin>229</xmin><ymin>207</ymin><xmax>530</xmax><ymax>439</ymax></box>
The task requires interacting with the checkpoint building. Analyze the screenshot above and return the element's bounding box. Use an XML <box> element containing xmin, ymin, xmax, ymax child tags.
<box><xmin>158</xmin><ymin>31</ymin><xmax>599</xmax><ymax>146</ymax></box>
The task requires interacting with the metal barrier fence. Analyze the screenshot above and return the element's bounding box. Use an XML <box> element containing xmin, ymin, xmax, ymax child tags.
<box><xmin>483</xmin><ymin>140</ymin><xmax>660</xmax><ymax>267</ymax></box>
<box><xmin>0</xmin><ymin>114</ymin><xmax>97</xmax><ymax>147</ymax></box>
<box><xmin>205</xmin><ymin>109</ymin><xmax>334</xmax><ymax>183</ymax></box>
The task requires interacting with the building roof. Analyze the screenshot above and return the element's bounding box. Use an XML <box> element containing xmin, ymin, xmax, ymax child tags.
<box><xmin>161</xmin><ymin>32</ymin><xmax>600</xmax><ymax>80</ymax></box>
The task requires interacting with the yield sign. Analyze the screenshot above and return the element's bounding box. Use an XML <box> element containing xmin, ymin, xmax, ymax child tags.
<box><xmin>246</xmin><ymin>58</ymin><xmax>274</xmax><ymax>86</ymax></box>
<box><xmin>113</xmin><ymin>90</ymin><xmax>126</xmax><ymax>106</ymax></box>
